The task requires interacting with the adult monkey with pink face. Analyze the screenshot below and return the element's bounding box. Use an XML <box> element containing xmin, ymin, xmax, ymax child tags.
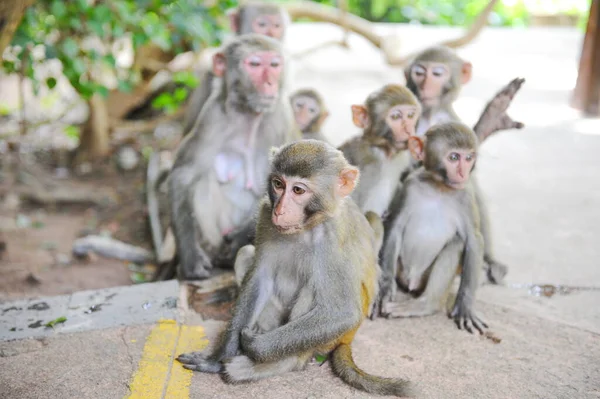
<box><xmin>380</xmin><ymin>122</ymin><xmax>488</xmax><ymax>334</ymax></box>
<box><xmin>169</xmin><ymin>34</ymin><xmax>298</xmax><ymax>280</ymax></box>
<box><xmin>182</xmin><ymin>2</ymin><xmax>290</xmax><ymax>135</ymax></box>
<box><xmin>405</xmin><ymin>46</ymin><xmax>525</xmax><ymax>284</ymax></box>
<box><xmin>338</xmin><ymin>84</ymin><xmax>421</xmax><ymax>217</ymax></box>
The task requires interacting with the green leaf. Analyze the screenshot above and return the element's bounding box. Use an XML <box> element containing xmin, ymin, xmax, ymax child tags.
<box><xmin>315</xmin><ymin>354</ymin><xmax>327</xmax><ymax>363</ymax></box>
<box><xmin>173</xmin><ymin>71</ymin><xmax>199</xmax><ymax>88</ymax></box>
<box><xmin>133</xmin><ymin>32</ymin><xmax>148</xmax><ymax>49</ymax></box>
<box><xmin>51</xmin><ymin>1</ymin><xmax>67</xmax><ymax>19</ymax></box>
<box><xmin>103</xmin><ymin>54</ymin><xmax>116</xmax><ymax>68</ymax></box>
<box><xmin>45</xmin><ymin>316</ymin><xmax>67</xmax><ymax>328</ymax></box>
<box><xmin>117</xmin><ymin>80</ymin><xmax>134</xmax><ymax>93</ymax></box>
<box><xmin>173</xmin><ymin>87</ymin><xmax>188</xmax><ymax>102</ymax></box>
<box><xmin>61</xmin><ymin>38</ymin><xmax>79</xmax><ymax>58</ymax></box>
<box><xmin>46</xmin><ymin>77</ymin><xmax>57</xmax><ymax>89</ymax></box>
<box><xmin>88</xmin><ymin>20</ymin><xmax>104</xmax><ymax>37</ymax></box>
<box><xmin>151</xmin><ymin>93</ymin><xmax>175</xmax><ymax>109</ymax></box>
<box><xmin>64</xmin><ymin>125</ymin><xmax>80</xmax><ymax>139</ymax></box>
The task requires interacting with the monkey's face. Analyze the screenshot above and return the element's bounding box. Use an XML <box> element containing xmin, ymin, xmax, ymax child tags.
<box><xmin>410</xmin><ymin>62</ymin><xmax>450</xmax><ymax>107</ymax></box>
<box><xmin>385</xmin><ymin>104</ymin><xmax>419</xmax><ymax>147</ymax></box>
<box><xmin>292</xmin><ymin>95</ymin><xmax>320</xmax><ymax>131</ymax></box>
<box><xmin>269</xmin><ymin>175</ymin><xmax>315</xmax><ymax>234</ymax></box>
<box><xmin>252</xmin><ymin>14</ymin><xmax>284</xmax><ymax>39</ymax></box>
<box><xmin>442</xmin><ymin>148</ymin><xmax>476</xmax><ymax>189</ymax></box>
<box><xmin>243</xmin><ymin>51</ymin><xmax>283</xmax><ymax>106</ymax></box>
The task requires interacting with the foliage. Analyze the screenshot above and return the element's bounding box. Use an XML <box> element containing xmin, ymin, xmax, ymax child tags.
<box><xmin>2</xmin><ymin>0</ymin><xmax>237</xmax><ymax>102</ymax></box>
<box><xmin>309</xmin><ymin>0</ymin><xmax>589</xmax><ymax>27</ymax></box>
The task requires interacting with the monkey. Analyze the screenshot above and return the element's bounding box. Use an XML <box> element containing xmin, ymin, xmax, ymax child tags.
<box><xmin>181</xmin><ymin>2</ymin><xmax>290</xmax><ymax>135</ymax></box>
<box><xmin>379</xmin><ymin>121</ymin><xmax>488</xmax><ymax>334</ymax></box>
<box><xmin>168</xmin><ymin>34</ymin><xmax>299</xmax><ymax>280</ymax></box>
<box><xmin>177</xmin><ymin>140</ymin><xmax>415</xmax><ymax>397</ymax></box>
<box><xmin>338</xmin><ymin>84</ymin><xmax>421</xmax><ymax>217</ymax></box>
<box><xmin>289</xmin><ymin>88</ymin><xmax>330</xmax><ymax>142</ymax></box>
<box><xmin>404</xmin><ymin>45</ymin><xmax>526</xmax><ymax>284</ymax></box>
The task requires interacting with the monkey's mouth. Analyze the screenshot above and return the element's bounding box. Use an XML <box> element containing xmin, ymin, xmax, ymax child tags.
<box><xmin>274</xmin><ymin>224</ymin><xmax>303</xmax><ymax>234</ymax></box>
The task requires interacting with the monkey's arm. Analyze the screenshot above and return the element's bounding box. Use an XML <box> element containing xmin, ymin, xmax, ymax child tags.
<box><xmin>182</xmin><ymin>71</ymin><xmax>217</xmax><ymax>136</ymax></box>
<box><xmin>450</xmin><ymin>204</ymin><xmax>488</xmax><ymax>334</ymax></box>
<box><xmin>472</xmin><ymin>77</ymin><xmax>525</xmax><ymax>143</ymax></box>
<box><xmin>177</xmin><ymin>262</ymin><xmax>272</xmax><ymax>371</ymax></box>
<box><xmin>240</xmin><ymin>279</ymin><xmax>362</xmax><ymax>362</ymax></box>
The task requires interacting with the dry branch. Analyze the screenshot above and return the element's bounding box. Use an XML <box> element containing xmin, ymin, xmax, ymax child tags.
<box><xmin>283</xmin><ymin>0</ymin><xmax>499</xmax><ymax>65</ymax></box>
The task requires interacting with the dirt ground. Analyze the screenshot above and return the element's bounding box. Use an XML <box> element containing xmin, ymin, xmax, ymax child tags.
<box><xmin>0</xmin><ymin>158</ymin><xmax>158</xmax><ymax>301</ymax></box>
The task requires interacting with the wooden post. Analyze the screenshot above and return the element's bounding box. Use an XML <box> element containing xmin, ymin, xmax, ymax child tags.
<box><xmin>571</xmin><ymin>0</ymin><xmax>600</xmax><ymax>116</ymax></box>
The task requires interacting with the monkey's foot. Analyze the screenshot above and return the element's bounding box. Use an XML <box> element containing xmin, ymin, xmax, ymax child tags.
<box><xmin>177</xmin><ymin>351</ymin><xmax>222</xmax><ymax>373</ymax></box>
<box><xmin>222</xmin><ymin>355</ymin><xmax>256</xmax><ymax>382</ymax></box>
<box><xmin>383</xmin><ymin>298</ymin><xmax>438</xmax><ymax>319</ymax></box>
<box><xmin>484</xmin><ymin>257</ymin><xmax>508</xmax><ymax>284</ymax></box>
<box><xmin>179</xmin><ymin>257</ymin><xmax>213</xmax><ymax>280</ymax></box>
<box><xmin>450</xmin><ymin>300</ymin><xmax>488</xmax><ymax>335</ymax></box>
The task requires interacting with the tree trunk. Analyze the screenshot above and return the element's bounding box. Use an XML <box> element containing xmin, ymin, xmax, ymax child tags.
<box><xmin>77</xmin><ymin>94</ymin><xmax>111</xmax><ymax>162</ymax></box>
<box><xmin>571</xmin><ymin>0</ymin><xmax>600</xmax><ymax>116</ymax></box>
<box><xmin>0</xmin><ymin>0</ymin><xmax>34</xmax><ymax>56</ymax></box>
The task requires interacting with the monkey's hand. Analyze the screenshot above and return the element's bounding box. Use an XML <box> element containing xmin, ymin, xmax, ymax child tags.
<box><xmin>450</xmin><ymin>297</ymin><xmax>488</xmax><ymax>335</ymax></box>
<box><xmin>483</xmin><ymin>255</ymin><xmax>508</xmax><ymax>285</ymax></box>
<box><xmin>240</xmin><ymin>327</ymin><xmax>269</xmax><ymax>362</ymax></box>
<box><xmin>176</xmin><ymin>351</ymin><xmax>223</xmax><ymax>373</ymax></box>
<box><xmin>474</xmin><ymin>77</ymin><xmax>525</xmax><ymax>142</ymax></box>
<box><xmin>376</xmin><ymin>278</ymin><xmax>397</xmax><ymax>317</ymax></box>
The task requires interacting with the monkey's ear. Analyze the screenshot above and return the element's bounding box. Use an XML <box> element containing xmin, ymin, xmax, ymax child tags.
<box><xmin>461</xmin><ymin>62</ymin><xmax>473</xmax><ymax>85</ymax></box>
<box><xmin>351</xmin><ymin>105</ymin><xmax>369</xmax><ymax>129</ymax></box>
<box><xmin>269</xmin><ymin>146</ymin><xmax>281</xmax><ymax>162</ymax></box>
<box><xmin>227</xmin><ymin>9</ymin><xmax>240</xmax><ymax>34</ymax></box>
<box><xmin>408</xmin><ymin>137</ymin><xmax>425</xmax><ymax>162</ymax></box>
<box><xmin>319</xmin><ymin>110</ymin><xmax>330</xmax><ymax>125</ymax></box>
<box><xmin>212</xmin><ymin>53</ymin><xmax>226</xmax><ymax>77</ymax></box>
<box><xmin>338</xmin><ymin>166</ymin><xmax>359</xmax><ymax>197</ymax></box>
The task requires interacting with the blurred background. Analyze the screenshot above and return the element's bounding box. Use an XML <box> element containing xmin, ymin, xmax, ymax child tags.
<box><xmin>0</xmin><ymin>0</ymin><xmax>596</xmax><ymax>301</ymax></box>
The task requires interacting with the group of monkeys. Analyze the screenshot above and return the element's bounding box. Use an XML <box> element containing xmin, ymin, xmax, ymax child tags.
<box><xmin>149</xmin><ymin>2</ymin><xmax>525</xmax><ymax>397</ymax></box>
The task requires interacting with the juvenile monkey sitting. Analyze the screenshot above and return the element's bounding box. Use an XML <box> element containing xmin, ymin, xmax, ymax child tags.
<box><xmin>178</xmin><ymin>139</ymin><xmax>415</xmax><ymax>397</ymax></box>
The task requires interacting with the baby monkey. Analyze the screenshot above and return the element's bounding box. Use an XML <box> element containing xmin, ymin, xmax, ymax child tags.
<box><xmin>380</xmin><ymin>122</ymin><xmax>488</xmax><ymax>334</ymax></box>
<box><xmin>178</xmin><ymin>140</ymin><xmax>414</xmax><ymax>397</ymax></box>
<box><xmin>290</xmin><ymin>88</ymin><xmax>330</xmax><ymax>142</ymax></box>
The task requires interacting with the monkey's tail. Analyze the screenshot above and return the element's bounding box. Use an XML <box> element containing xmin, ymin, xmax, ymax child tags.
<box><xmin>331</xmin><ymin>343</ymin><xmax>415</xmax><ymax>397</ymax></box>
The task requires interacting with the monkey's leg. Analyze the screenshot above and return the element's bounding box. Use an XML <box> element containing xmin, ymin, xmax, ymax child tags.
<box><xmin>473</xmin><ymin>179</ymin><xmax>508</xmax><ymax>284</ymax></box>
<box><xmin>385</xmin><ymin>237</ymin><xmax>462</xmax><ymax>318</ymax></box>
<box><xmin>222</xmin><ymin>352</ymin><xmax>311</xmax><ymax>383</ymax></box>
<box><xmin>170</xmin><ymin>177</ymin><xmax>213</xmax><ymax>280</ymax></box>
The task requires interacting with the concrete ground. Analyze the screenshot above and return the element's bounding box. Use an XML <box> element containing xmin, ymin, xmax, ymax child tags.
<box><xmin>2</xmin><ymin>24</ymin><xmax>600</xmax><ymax>399</ymax></box>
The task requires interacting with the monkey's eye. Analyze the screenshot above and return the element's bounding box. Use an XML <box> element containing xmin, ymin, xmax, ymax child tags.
<box><xmin>448</xmin><ymin>153</ymin><xmax>460</xmax><ymax>162</ymax></box>
<box><xmin>432</xmin><ymin>66</ymin><xmax>446</xmax><ymax>77</ymax></box>
<box><xmin>390</xmin><ymin>112</ymin><xmax>402</xmax><ymax>120</ymax></box>
<box><xmin>272</xmin><ymin>179</ymin><xmax>284</xmax><ymax>189</ymax></box>
<box><xmin>248</xmin><ymin>56</ymin><xmax>262</xmax><ymax>67</ymax></box>
<box><xmin>407</xmin><ymin>111</ymin><xmax>415</xmax><ymax>119</ymax></box>
<box><xmin>270</xmin><ymin>57</ymin><xmax>281</xmax><ymax>68</ymax></box>
<box><xmin>412</xmin><ymin>65</ymin><xmax>426</xmax><ymax>77</ymax></box>
<box><xmin>309</xmin><ymin>107</ymin><xmax>317</xmax><ymax>114</ymax></box>
<box><xmin>465</xmin><ymin>153</ymin><xmax>475</xmax><ymax>162</ymax></box>
<box><xmin>292</xmin><ymin>186</ymin><xmax>305</xmax><ymax>195</ymax></box>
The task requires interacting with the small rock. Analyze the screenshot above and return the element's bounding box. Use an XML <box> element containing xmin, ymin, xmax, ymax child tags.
<box><xmin>25</xmin><ymin>273</ymin><xmax>42</xmax><ymax>286</ymax></box>
<box><xmin>16</xmin><ymin>214</ymin><xmax>31</xmax><ymax>229</ymax></box>
<box><xmin>116</xmin><ymin>145</ymin><xmax>140</xmax><ymax>171</ymax></box>
<box><xmin>55</xmin><ymin>253</ymin><xmax>72</xmax><ymax>266</ymax></box>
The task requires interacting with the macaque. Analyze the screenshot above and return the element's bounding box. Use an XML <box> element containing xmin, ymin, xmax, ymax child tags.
<box><xmin>177</xmin><ymin>140</ymin><xmax>414</xmax><ymax>397</ymax></box>
<box><xmin>339</xmin><ymin>84</ymin><xmax>421</xmax><ymax>217</ymax></box>
<box><xmin>380</xmin><ymin>122</ymin><xmax>487</xmax><ymax>334</ymax></box>
<box><xmin>405</xmin><ymin>45</ymin><xmax>524</xmax><ymax>140</ymax></box>
<box><xmin>168</xmin><ymin>34</ymin><xmax>298</xmax><ymax>280</ymax></box>
<box><xmin>182</xmin><ymin>2</ymin><xmax>290</xmax><ymax>135</ymax></box>
<box><xmin>405</xmin><ymin>45</ymin><xmax>526</xmax><ymax>284</ymax></box>
<box><xmin>290</xmin><ymin>88</ymin><xmax>330</xmax><ymax>142</ymax></box>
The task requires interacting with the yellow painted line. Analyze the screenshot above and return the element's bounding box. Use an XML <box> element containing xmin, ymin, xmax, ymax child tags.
<box><xmin>165</xmin><ymin>325</ymin><xmax>209</xmax><ymax>398</ymax></box>
<box><xmin>124</xmin><ymin>320</ymin><xmax>210</xmax><ymax>399</ymax></box>
<box><xmin>125</xmin><ymin>319</ymin><xmax>179</xmax><ymax>399</ymax></box>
